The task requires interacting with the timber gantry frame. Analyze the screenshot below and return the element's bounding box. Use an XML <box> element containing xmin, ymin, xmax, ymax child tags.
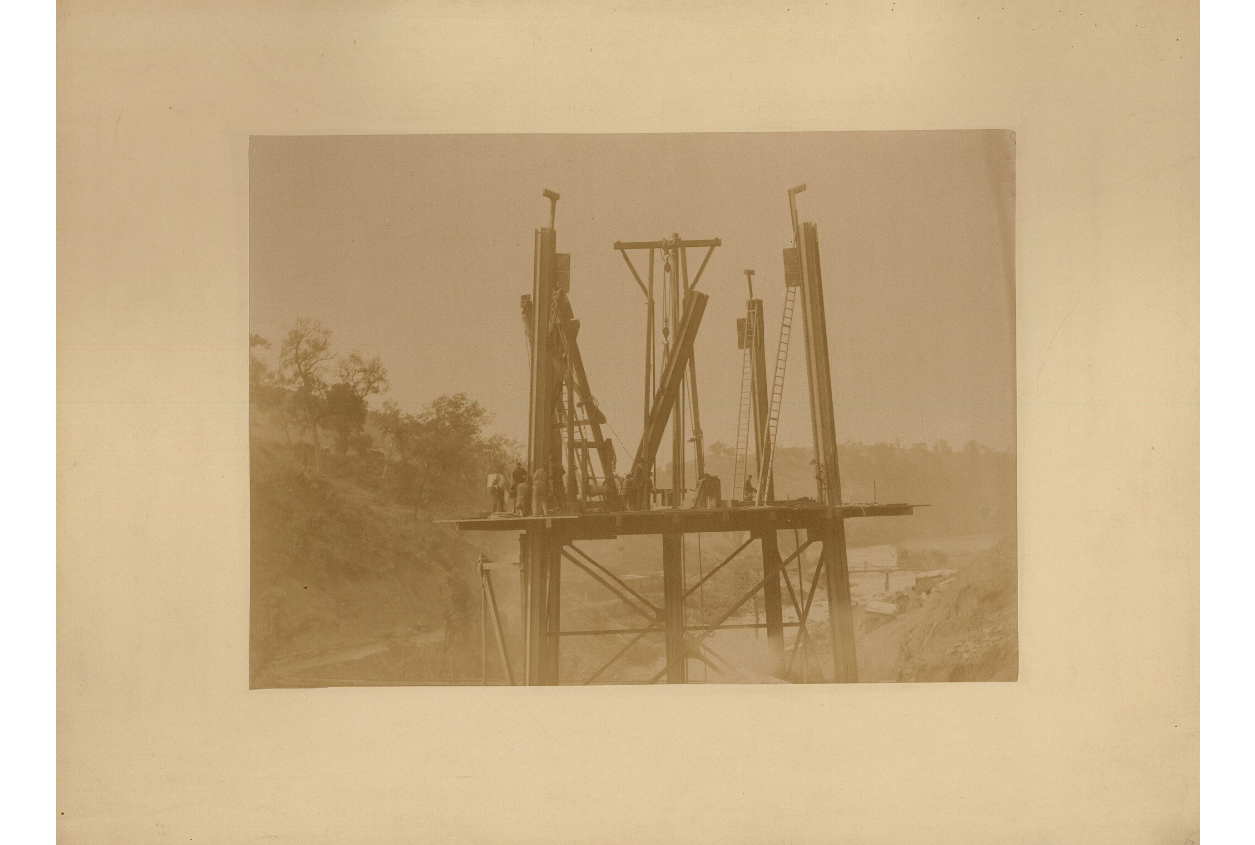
<box><xmin>448</xmin><ymin>185</ymin><xmax>920</xmax><ymax>685</ymax></box>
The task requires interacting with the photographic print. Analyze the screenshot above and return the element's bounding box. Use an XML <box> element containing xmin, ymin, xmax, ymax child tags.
<box><xmin>248</xmin><ymin>131</ymin><xmax>1017</xmax><ymax>687</ymax></box>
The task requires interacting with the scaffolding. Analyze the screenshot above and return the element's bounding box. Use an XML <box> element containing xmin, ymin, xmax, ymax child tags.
<box><xmin>447</xmin><ymin>185</ymin><xmax>916</xmax><ymax>684</ymax></box>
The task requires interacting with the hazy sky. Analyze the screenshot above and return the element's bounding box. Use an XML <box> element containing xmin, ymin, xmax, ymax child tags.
<box><xmin>250</xmin><ymin>131</ymin><xmax>1015</xmax><ymax>453</ymax></box>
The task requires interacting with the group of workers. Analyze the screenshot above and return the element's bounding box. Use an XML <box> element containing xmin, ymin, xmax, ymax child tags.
<box><xmin>487</xmin><ymin>460</ymin><xmax>759</xmax><ymax>515</ymax></box>
<box><xmin>485</xmin><ymin>460</ymin><xmax>570</xmax><ymax>517</ymax></box>
<box><xmin>489</xmin><ymin>459</ymin><xmax>631</xmax><ymax>516</ymax></box>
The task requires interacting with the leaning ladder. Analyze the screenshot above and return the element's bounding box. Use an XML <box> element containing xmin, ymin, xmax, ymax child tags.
<box><xmin>756</xmin><ymin>285</ymin><xmax>799</xmax><ymax>505</ymax></box>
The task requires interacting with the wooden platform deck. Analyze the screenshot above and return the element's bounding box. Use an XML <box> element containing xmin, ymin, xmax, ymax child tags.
<box><xmin>442</xmin><ymin>501</ymin><xmax>916</xmax><ymax>540</ymax></box>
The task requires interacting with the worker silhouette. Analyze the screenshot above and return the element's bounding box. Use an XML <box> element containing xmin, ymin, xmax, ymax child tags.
<box><xmin>532</xmin><ymin>466</ymin><xmax>550</xmax><ymax>516</ymax></box>
<box><xmin>743</xmin><ymin>474</ymin><xmax>756</xmax><ymax>503</ymax></box>
<box><xmin>486</xmin><ymin>471</ymin><xmax>507</xmax><ymax>513</ymax></box>
<box><xmin>515</xmin><ymin>475</ymin><xmax>532</xmax><ymax>516</ymax></box>
<box><xmin>510</xmin><ymin>461</ymin><xmax>528</xmax><ymax>508</ymax></box>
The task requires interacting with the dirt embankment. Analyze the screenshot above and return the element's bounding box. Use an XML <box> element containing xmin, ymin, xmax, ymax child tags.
<box><xmin>250</xmin><ymin>439</ymin><xmax>484</xmax><ymax>687</ymax></box>
<box><xmin>855</xmin><ymin>538</ymin><xmax>1018</xmax><ymax>682</ymax></box>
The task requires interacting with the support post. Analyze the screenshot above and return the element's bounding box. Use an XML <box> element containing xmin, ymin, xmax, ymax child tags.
<box><xmin>544</xmin><ymin>542</ymin><xmax>562</xmax><ymax>683</ymax></box>
<box><xmin>790</xmin><ymin>196</ymin><xmax>858</xmax><ymax>682</ymax></box>
<box><xmin>687</xmin><ymin>353</ymin><xmax>705</xmax><ymax>480</ymax></box>
<box><xmin>755</xmin><ymin>528</ymin><xmax>787</xmax><ymax>678</ymax></box>
<box><xmin>525</xmin><ymin>218</ymin><xmax>560</xmax><ymax>686</ymax></box>
<box><xmin>483</xmin><ymin>568</ymin><xmax>516</xmax><ymax>686</ymax></box>
<box><xmin>518</xmin><ymin>533</ymin><xmax>528</xmax><ymax>638</ymax></box>
<box><xmin>645</xmin><ymin>249</ymin><xmax>654</xmax><ymax>428</ymax></box>
<box><xmin>795</xmin><ymin>222</ymin><xmax>841</xmax><ymax>505</ymax></box>
<box><xmin>523</xmin><ymin>531</ymin><xmax>542</xmax><ymax>684</ymax></box>
<box><xmin>529</xmin><ymin>226</ymin><xmax>557</xmax><ymax>485</ymax></box>
<box><xmin>662</xmin><ymin>533</ymin><xmax>687</xmax><ymax>684</ymax></box>
<box><xmin>817</xmin><ymin>519</ymin><xmax>858</xmax><ymax>682</ymax></box>
<box><xmin>670</xmin><ymin>246</ymin><xmax>684</xmax><ymax>506</ymax></box>
<box><xmin>524</xmin><ymin>528</ymin><xmax>561</xmax><ymax>685</ymax></box>
<box><xmin>748</xmin><ymin>299</ymin><xmax>775</xmax><ymax>502</ymax></box>
<box><xmin>479</xmin><ymin>562</ymin><xmax>488</xmax><ymax>684</ymax></box>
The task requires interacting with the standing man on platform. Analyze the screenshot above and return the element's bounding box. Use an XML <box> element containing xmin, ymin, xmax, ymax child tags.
<box><xmin>743</xmin><ymin>474</ymin><xmax>756</xmax><ymax>503</ymax></box>
<box><xmin>516</xmin><ymin>475</ymin><xmax>532</xmax><ymax>516</ymax></box>
<box><xmin>486</xmin><ymin>471</ymin><xmax>507</xmax><ymax>514</ymax></box>
<box><xmin>549</xmin><ymin>456</ymin><xmax>566</xmax><ymax>512</ymax></box>
<box><xmin>532</xmin><ymin>466</ymin><xmax>550</xmax><ymax>516</ymax></box>
<box><xmin>511</xmin><ymin>460</ymin><xmax>528</xmax><ymax>511</ymax></box>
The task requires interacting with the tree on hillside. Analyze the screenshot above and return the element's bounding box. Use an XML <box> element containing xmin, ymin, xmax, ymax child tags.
<box><xmin>324</xmin><ymin>352</ymin><xmax>391</xmax><ymax>455</ymax></box>
<box><xmin>324</xmin><ymin>382</ymin><xmax>368</xmax><ymax>454</ymax></box>
<box><xmin>339</xmin><ymin>352</ymin><xmax>390</xmax><ymax>401</ymax></box>
<box><xmin>386</xmin><ymin>393</ymin><xmax>521</xmax><ymax>516</ymax></box>
<box><xmin>403</xmin><ymin>393</ymin><xmax>491</xmax><ymax>512</ymax></box>
<box><xmin>279</xmin><ymin>318</ymin><xmax>336</xmax><ymax>472</ymax></box>
<box><xmin>482</xmin><ymin>433</ymin><xmax>522</xmax><ymax>477</ymax></box>
<box><xmin>377</xmin><ymin>400</ymin><xmax>417</xmax><ymax>480</ymax></box>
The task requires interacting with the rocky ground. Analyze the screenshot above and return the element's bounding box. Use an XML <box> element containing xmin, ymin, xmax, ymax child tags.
<box><xmin>855</xmin><ymin>538</ymin><xmax>1018</xmax><ymax>682</ymax></box>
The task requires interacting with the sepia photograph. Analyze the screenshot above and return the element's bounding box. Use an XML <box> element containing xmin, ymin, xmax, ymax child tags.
<box><xmin>56</xmin><ymin>1</ymin><xmax>1202</xmax><ymax>841</ymax></box>
<box><xmin>249</xmin><ymin>131</ymin><xmax>1017</xmax><ymax>687</ymax></box>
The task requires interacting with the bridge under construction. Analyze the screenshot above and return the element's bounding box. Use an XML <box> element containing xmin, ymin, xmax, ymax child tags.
<box><xmin>446</xmin><ymin>185</ymin><xmax>919</xmax><ymax>684</ymax></box>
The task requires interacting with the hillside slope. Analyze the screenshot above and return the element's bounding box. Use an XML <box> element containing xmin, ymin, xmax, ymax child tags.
<box><xmin>855</xmin><ymin>539</ymin><xmax>1018</xmax><ymax>682</ymax></box>
<box><xmin>250</xmin><ymin>439</ymin><xmax>484</xmax><ymax>687</ymax></box>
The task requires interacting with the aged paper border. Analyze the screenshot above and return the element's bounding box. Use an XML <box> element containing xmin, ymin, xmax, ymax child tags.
<box><xmin>57</xmin><ymin>2</ymin><xmax>1199</xmax><ymax>842</ymax></box>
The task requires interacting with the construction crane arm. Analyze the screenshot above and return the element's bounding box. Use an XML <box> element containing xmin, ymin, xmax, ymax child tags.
<box><xmin>631</xmin><ymin>291</ymin><xmax>709</xmax><ymax>477</ymax></box>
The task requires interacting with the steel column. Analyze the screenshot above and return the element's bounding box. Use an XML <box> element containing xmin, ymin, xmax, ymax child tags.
<box><xmin>755</xmin><ymin>529</ymin><xmax>787</xmax><ymax>677</ymax></box>
<box><xmin>529</xmin><ymin>227</ymin><xmax>557</xmax><ymax>483</ymax></box>
<box><xmin>544</xmin><ymin>543</ymin><xmax>562</xmax><ymax>683</ymax></box>
<box><xmin>792</xmin><ymin>200</ymin><xmax>857</xmax><ymax>682</ymax></box>
<box><xmin>524</xmin><ymin>529</ymin><xmax>560</xmax><ymax>685</ymax></box>
<box><xmin>661</xmin><ymin>533</ymin><xmax>687</xmax><ymax>683</ymax></box>
<box><xmin>815</xmin><ymin>520</ymin><xmax>857</xmax><ymax>681</ymax></box>
<box><xmin>748</xmin><ymin>299</ymin><xmax>775</xmax><ymax>501</ymax></box>
<box><xmin>797</xmin><ymin>221</ymin><xmax>842</xmax><ymax>506</ymax></box>
<box><xmin>687</xmin><ymin>352</ymin><xmax>705</xmax><ymax>481</ymax></box>
<box><xmin>644</xmin><ymin>249</ymin><xmax>654</xmax><ymax>431</ymax></box>
<box><xmin>523</xmin><ymin>531</ymin><xmax>541</xmax><ymax>683</ymax></box>
<box><xmin>670</xmin><ymin>246</ymin><xmax>684</xmax><ymax>505</ymax></box>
